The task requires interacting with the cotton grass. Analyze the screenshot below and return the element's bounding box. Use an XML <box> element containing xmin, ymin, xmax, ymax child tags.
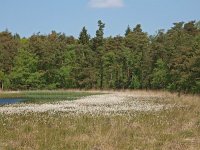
<box><xmin>0</xmin><ymin>92</ymin><xmax>172</xmax><ymax>115</ymax></box>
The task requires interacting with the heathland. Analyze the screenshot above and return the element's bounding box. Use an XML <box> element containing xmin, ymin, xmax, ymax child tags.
<box><xmin>0</xmin><ymin>90</ymin><xmax>200</xmax><ymax>149</ymax></box>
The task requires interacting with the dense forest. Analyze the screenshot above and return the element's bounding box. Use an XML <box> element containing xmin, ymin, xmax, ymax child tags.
<box><xmin>0</xmin><ymin>20</ymin><xmax>200</xmax><ymax>93</ymax></box>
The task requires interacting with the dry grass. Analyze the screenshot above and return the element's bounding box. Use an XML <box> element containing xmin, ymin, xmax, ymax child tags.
<box><xmin>0</xmin><ymin>91</ymin><xmax>200</xmax><ymax>150</ymax></box>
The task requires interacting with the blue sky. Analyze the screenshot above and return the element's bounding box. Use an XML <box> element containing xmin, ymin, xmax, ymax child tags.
<box><xmin>0</xmin><ymin>0</ymin><xmax>199</xmax><ymax>37</ymax></box>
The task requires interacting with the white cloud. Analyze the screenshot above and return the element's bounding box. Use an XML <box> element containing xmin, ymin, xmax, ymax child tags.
<box><xmin>89</xmin><ymin>0</ymin><xmax>124</xmax><ymax>8</ymax></box>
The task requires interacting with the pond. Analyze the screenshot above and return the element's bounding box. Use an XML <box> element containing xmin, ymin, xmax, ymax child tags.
<box><xmin>0</xmin><ymin>98</ymin><xmax>24</xmax><ymax>105</ymax></box>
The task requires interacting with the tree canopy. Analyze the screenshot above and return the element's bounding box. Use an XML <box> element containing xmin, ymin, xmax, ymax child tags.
<box><xmin>0</xmin><ymin>20</ymin><xmax>199</xmax><ymax>93</ymax></box>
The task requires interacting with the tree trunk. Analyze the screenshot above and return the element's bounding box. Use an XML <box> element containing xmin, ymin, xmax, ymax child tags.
<box><xmin>100</xmin><ymin>63</ymin><xmax>104</xmax><ymax>89</ymax></box>
<box><xmin>0</xmin><ymin>81</ymin><xmax>3</xmax><ymax>91</ymax></box>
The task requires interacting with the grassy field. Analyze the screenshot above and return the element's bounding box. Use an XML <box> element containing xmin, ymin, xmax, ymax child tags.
<box><xmin>0</xmin><ymin>91</ymin><xmax>200</xmax><ymax>149</ymax></box>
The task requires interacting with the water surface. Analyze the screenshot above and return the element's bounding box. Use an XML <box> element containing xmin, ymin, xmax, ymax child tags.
<box><xmin>0</xmin><ymin>98</ymin><xmax>23</xmax><ymax>105</ymax></box>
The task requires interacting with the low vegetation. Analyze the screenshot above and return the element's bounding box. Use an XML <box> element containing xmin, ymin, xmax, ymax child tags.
<box><xmin>0</xmin><ymin>91</ymin><xmax>199</xmax><ymax>149</ymax></box>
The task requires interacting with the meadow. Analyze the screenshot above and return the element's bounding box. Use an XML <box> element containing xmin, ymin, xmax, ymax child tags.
<box><xmin>0</xmin><ymin>91</ymin><xmax>200</xmax><ymax>150</ymax></box>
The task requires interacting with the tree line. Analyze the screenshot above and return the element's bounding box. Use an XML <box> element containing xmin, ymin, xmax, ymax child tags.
<box><xmin>0</xmin><ymin>20</ymin><xmax>200</xmax><ymax>93</ymax></box>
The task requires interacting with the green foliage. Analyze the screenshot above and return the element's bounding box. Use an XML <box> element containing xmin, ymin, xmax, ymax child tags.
<box><xmin>152</xmin><ymin>59</ymin><xmax>168</xmax><ymax>89</ymax></box>
<box><xmin>58</xmin><ymin>66</ymin><xmax>72</xmax><ymax>88</ymax></box>
<box><xmin>125</xmin><ymin>25</ymin><xmax>132</xmax><ymax>36</ymax></box>
<box><xmin>79</xmin><ymin>26</ymin><xmax>90</xmax><ymax>45</ymax></box>
<box><xmin>0</xmin><ymin>30</ymin><xmax>19</xmax><ymax>73</ymax></box>
<box><xmin>192</xmin><ymin>80</ymin><xmax>200</xmax><ymax>93</ymax></box>
<box><xmin>0</xmin><ymin>20</ymin><xmax>199</xmax><ymax>93</ymax></box>
<box><xmin>10</xmin><ymin>48</ymin><xmax>43</xmax><ymax>89</ymax></box>
<box><xmin>130</xmin><ymin>75</ymin><xmax>141</xmax><ymax>89</ymax></box>
<box><xmin>0</xmin><ymin>71</ymin><xmax>4</xmax><ymax>81</ymax></box>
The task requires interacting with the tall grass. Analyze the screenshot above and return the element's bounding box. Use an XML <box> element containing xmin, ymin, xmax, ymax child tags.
<box><xmin>0</xmin><ymin>92</ymin><xmax>199</xmax><ymax>149</ymax></box>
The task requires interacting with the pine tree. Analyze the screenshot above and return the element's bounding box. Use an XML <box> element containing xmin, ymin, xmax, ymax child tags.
<box><xmin>79</xmin><ymin>26</ymin><xmax>90</xmax><ymax>45</ymax></box>
<box><xmin>92</xmin><ymin>20</ymin><xmax>105</xmax><ymax>50</ymax></box>
<box><xmin>152</xmin><ymin>59</ymin><xmax>168</xmax><ymax>89</ymax></box>
<box><xmin>91</xmin><ymin>20</ymin><xmax>106</xmax><ymax>89</ymax></box>
<box><xmin>125</xmin><ymin>24</ymin><xmax>150</xmax><ymax>88</ymax></box>
<box><xmin>125</xmin><ymin>25</ymin><xmax>132</xmax><ymax>36</ymax></box>
<box><xmin>0</xmin><ymin>30</ymin><xmax>20</xmax><ymax>73</ymax></box>
<box><xmin>133</xmin><ymin>24</ymin><xmax>142</xmax><ymax>32</ymax></box>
